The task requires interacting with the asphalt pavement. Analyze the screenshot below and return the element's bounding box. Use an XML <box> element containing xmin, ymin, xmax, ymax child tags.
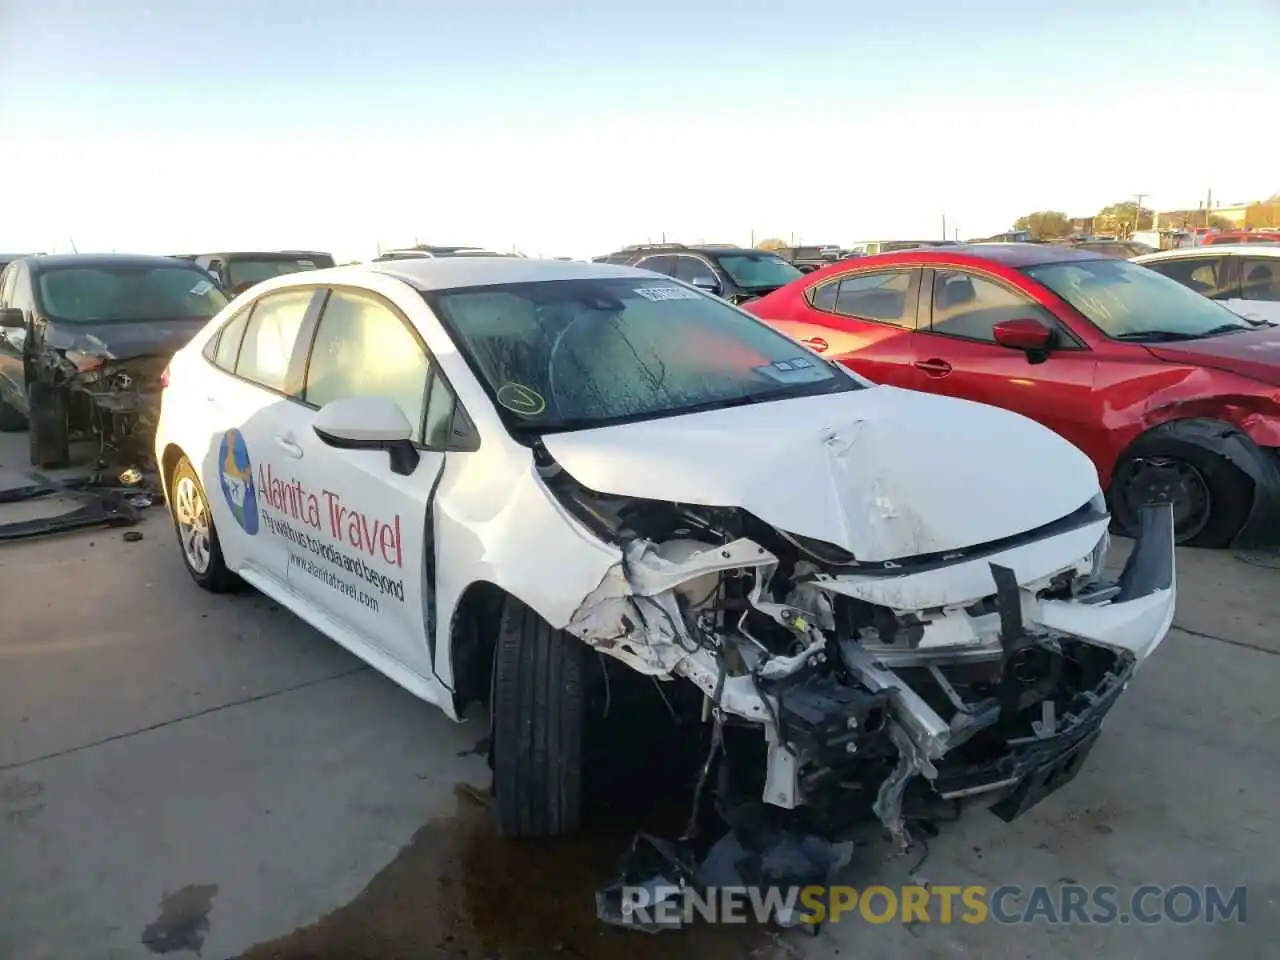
<box><xmin>0</xmin><ymin>429</ymin><xmax>1277</xmax><ymax>960</ymax></box>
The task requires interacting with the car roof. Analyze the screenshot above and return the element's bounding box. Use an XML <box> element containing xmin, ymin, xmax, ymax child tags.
<box><xmin>194</xmin><ymin>250</ymin><xmax>331</xmax><ymax>259</ymax></box>
<box><xmin>1132</xmin><ymin>244</ymin><xmax>1280</xmax><ymax>262</ymax></box>
<box><xmin>825</xmin><ymin>242</ymin><xmax>1106</xmax><ymax>270</ymax></box>
<box><xmin>23</xmin><ymin>253</ymin><xmax>206</xmax><ymax>272</ymax></box>
<box><xmin>363</xmin><ymin>256</ymin><xmax>656</xmax><ymax>291</ymax></box>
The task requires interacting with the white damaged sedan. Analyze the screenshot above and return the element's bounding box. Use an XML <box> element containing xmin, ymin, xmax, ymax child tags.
<box><xmin>155</xmin><ymin>257</ymin><xmax>1175</xmax><ymax>844</ymax></box>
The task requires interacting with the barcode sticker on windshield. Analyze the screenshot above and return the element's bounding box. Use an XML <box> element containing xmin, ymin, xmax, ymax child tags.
<box><xmin>633</xmin><ymin>285</ymin><xmax>702</xmax><ymax>302</ymax></box>
<box><xmin>189</xmin><ymin>280</ymin><xmax>213</xmax><ymax>296</ymax></box>
<box><xmin>298</xmin><ymin>260</ymin><xmax>315</xmax><ymax>268</ymax></box>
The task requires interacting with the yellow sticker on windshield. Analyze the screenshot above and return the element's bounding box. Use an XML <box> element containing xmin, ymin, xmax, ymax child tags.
<box><xmin>496</xmin><ymin>383</ymin><xmax>547</xmax><ymax>416</ymax></box>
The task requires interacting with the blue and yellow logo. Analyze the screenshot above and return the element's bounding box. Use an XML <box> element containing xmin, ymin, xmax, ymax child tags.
<box><xmin>218</xmin><ymin>428</ymin><xmax>258</xmax><ymax>535</ymax></box>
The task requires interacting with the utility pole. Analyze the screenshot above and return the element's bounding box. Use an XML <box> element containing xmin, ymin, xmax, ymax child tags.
<box><xmin>941</xmin><ymin>213</ymin><xmax>947</xmax><ymax>241</ymax></box>
<box><xmin>1132</xmin><ymin>194</ymin><xmax>1147</xmax><ymax>239</ymax></box>
<box><xmin>1205</xmin><ymin>187</ymin><xmax>1213</xmax><ymax>229</ymax></box>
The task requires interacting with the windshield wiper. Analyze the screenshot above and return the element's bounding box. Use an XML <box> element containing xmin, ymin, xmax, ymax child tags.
<box><xmin>1113</xmin><ymin>330</ymin><xmax>1202</xmax><ymax>342</ymax></box>
<box><xmin>1200</xmin><ymin>323</ymin><xmax>1253</xmax><ymax>337</ymax></box>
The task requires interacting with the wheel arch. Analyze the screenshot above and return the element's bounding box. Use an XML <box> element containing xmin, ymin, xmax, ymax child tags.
<box><xmin>1111</xmin><ymin>416</ymin><xmax>1280</xmax><ymax>547</ymax></box>
<box><xmin>159</xmin><ymin>442</ymin><xmax>187</xmax><ymax>505</ymax></box>
<box><xmin>446</xmin><ymin>579</ymin><xmax>510</xmax><ymax>717</ymax></box>
<box><xmin>1115</xmin><ymin>416</ymin><xmax>1268</xmax><ymax>485</ymax></box>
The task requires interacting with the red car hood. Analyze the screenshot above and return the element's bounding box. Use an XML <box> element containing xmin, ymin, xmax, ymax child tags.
<box><xmin>1145</xmin><ymin>326</ymin><xmax>1280</xmax><ymax>386</ymax></box>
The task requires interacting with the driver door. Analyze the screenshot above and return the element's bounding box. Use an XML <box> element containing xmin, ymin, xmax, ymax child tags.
<box><xmin>910</xmin><ymin>268</ymin><xmax>1100</xmax><ymax>457</ymax></box>
<box><xmin>277</xmin><ymin>287</ymin><xmax>449</xmax><ymax>680</ymax></box>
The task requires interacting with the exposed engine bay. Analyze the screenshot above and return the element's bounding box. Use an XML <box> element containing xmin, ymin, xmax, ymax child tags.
<box><xmin>539</xmin><ymin>449</ymin><xmax>1176</xmax><ymax>847</ymax></box>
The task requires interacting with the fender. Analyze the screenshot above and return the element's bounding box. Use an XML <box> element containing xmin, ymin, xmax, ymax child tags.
<box><xmin>1118</xmin><ymin>417</ymin><xmax>1280</xmax><ymax>549</ymax></box>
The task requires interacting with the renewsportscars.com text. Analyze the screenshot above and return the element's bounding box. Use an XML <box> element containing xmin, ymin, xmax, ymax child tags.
<box><xmin>261</xmin><ymin>510</ymin><xmax>405</xmax><ymax>602</ymax></box>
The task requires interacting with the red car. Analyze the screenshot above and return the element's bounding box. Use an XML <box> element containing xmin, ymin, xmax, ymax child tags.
<box><xmin>743</xmin><ymin>243</ymin><xmax>1280</xmax><ymax>547</ymax></box>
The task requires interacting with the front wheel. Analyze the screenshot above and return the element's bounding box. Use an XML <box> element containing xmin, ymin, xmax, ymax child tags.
<box><xmin>491</xmin><ymin>596</ymin><xmax>585</xmax><ymax>837</ymax></box>
<box><xmin>1109</xmin><ymin>439</ymin><xmax>1252</xmax><ymax>547</ymax></box>
<box><xmin>27</xmin><ymin>382</ymin><xmax>69</xmax><ymax>468</ymax></box>
<box><xmin>170</xmin><ymin>456</ymin><xmax>239</xmax><ymax>592</ymax></box>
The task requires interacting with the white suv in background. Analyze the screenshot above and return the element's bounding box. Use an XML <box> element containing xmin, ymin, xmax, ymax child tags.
<box><xmin>1134</xmin><ymin>245</ymin><xmax>1280</xmax><ymax>325</ymax></box>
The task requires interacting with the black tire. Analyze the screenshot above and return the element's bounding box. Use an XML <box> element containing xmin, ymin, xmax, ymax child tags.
<box><xmin>491</xmin><ymin>596</ymin><xmax>585</xmax><ymax>837</ymax></box>
<box><xmin>170</xmin><ymin>456</ymin><xmax>239</xmax><ymax>593</ymax></box>
<box><xmin>1109</xmin><ymin>436</ymin><xmax>1252</xmax><ymax>548</ymax></box>
<box><xmin>0</xmin><ymin>392</ymin><xmax>26</xmax><ymax>432</ymax></box>
<box><xmin>27</xmin><ymin>382</ymin><xmax>69</xmax><ymax>468</ymax></box>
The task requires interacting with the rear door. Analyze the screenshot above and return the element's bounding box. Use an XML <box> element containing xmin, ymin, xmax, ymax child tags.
<box><xmin>198</xmin><ymin>286</ymin><xmax>323</xmax><ymax>586</ymax></box>
<box><xmin>910</xmin><ymin>267</ymin><xmax>1099</xmax><ymax>455</ymax></box>
<box><xmin>763</xmin><ymin>267</ymin><xmax>923</xmax><ymax>387</ymax></box>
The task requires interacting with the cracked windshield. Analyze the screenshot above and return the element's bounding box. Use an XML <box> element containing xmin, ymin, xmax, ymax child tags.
<box><xmin>1</xmin><ymin>1</ymin><xmax>1276</xmax><ymax>959</ymax></box>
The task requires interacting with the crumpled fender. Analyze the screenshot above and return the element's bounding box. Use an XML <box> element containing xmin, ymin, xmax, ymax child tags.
<box><xmin>1137</xmin><ymin>418</ymin><xmax>1280</xmax><ymax>549</ymax></box>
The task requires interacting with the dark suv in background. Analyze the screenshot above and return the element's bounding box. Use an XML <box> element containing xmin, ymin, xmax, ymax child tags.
<box><xmin>591</xmin><ymin>243</ymin><xmax>803</xmax><ymax>304</ymax></box>
<box><xmin>0</xmin><ymin>254</ymin><xmax>229</xmax><ymax>467</ymax></box>
<box><xmin>175</xmin><ymin>250</ymin><xmax>335</xmax><ymax>295</ymax></box>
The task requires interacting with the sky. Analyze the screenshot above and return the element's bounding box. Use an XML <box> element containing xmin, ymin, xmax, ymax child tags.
<box><xmin>1</xmin><ymin>0</ymin><xmax>1277</xmax><ymax>261</ymax></box>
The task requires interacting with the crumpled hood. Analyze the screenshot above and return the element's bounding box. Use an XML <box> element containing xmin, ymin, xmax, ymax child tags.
<box><xmin>1143</xmin><ymin>326</ymin><xmax>1280</xmax><ymax>387</ymax></box>
<box><xmin>541</xmin><ymin>386</ymin><xmax>1101</xmax><ymax>563</ymax></box>
<box><xmin>45</xmin><ymin>318</ymin><xmax>207</xmax><ymax>361</ymax></box>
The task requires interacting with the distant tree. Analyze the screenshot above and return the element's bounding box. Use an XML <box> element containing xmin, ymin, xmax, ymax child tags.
<box><xmin>1267</xmin><ymin>193</ymin><xmax>1280</xmax><ymax>203</ymax></box>
<box><xmin>1095</xmin><ymin>200</ymin><xmax>1154</xmax><ymax>235</ymax></box>
<box><xmin>757</xmin><ymin>237</ymin><xmax>787</xmax><ymax>251</ymax></box>
<box><xmin>1208</xmin><ymin>215</ymin><xmax>1234</xmax><ymax>231</ymax></box>
<box><xmin>1012</xmin><ymin>211</ymin><xmax>1072</xmax><ymax>240</ymax></box>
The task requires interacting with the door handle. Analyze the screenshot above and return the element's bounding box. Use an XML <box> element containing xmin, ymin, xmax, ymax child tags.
<box><xmin>913</xmin><ymin>358</ymin><xmax>953</xmax><ymax>378</ymax></box>
<box><xmin>274</xmin><ymin>435</ymin><xmax>304</xmax><ymax>459</ymax></box>
<box><xmin>802</xmin><ymin>337</ymin><xmax>829</xmax><ymax>353</ymax></box>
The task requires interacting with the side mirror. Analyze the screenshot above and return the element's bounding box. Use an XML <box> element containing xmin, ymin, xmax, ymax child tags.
<box><xmin>0</xmin><ymin>307</ymin><xmax>24</xmax><ymax>329</ymax></box>
<box><xmin>690</xmin><ymin>276</ymin><xmax>721</xmax><ymax>295</ymax></box>
<box><xmin>313</xmin><ymin>396</ymin><xmax>420</xmax><ymax>476</ymax></box>
<box><xmin>992</xmin><ymin>318</ymin><xmax>1053</xmax><ymax>363</ymax></box>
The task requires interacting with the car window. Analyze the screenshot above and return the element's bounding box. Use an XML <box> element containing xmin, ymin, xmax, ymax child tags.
<box><xmin>0</xmin><ymin>265</ymin><xmax>15</xmax><ymax>306</ymax></box>
<box><xmin>225</xmin><ymin>257</ymin><xmax>322</xmax><ymax>291</ymax></box>
<box><xmin>715</xmin><ymin>253</ymin><xmax>803</xmax><ymax>291</ymax></box>
<box><xmin>303</xmin><ymin>289</ymin><xmax>430</xmax><ymax>439</ymax></box>
<box><xmin>1144</xmin><ymin>257</ymin><xmax>1227</xmax><ymax>298</ymax></box>
<box><xmin>211</xmin><ymin>306</ymin><xmax>253</xmax><ymax>372</ymax></box>
<box><xmin>674</xmin><ymin>256</ymin><xmax>717</xmax><ymax>286</ymax></box>
<box><xmin>235</xmin><ymin>289</ymin><xmax>313</xmax><ymax>392</ymax></box>
<box><xmin>422</xmin><ymin>370</ymin><xmax>458</xmax><ymax>448</ymax></box>
<box><xmin>1240</xmin><ymin>259</ymin><xmax>1280</xmax><ymax>301</ymax></box>
<box><xmin>930</xmin><ymin>271</ymin><xmax>1055</xmax><ymax>342</ymax></box>
<box><xmin>635</xmin><ymin>255</ymin><xmax>676</xmax><ymax>276</ymax></box>
<box><xmin>34</xmin><ymin>264</ymin><xmax>229</xmax><ymax>323</ymax></box>
<box><xmin>811</xmin><ymin>270</ymin><xmax>918</xmax><ymax>328</ymax></box>
<box><xmin>428</xmin><ymin>276</ymin><xmax>859</xmax><ymax>435</ymax></box>
<box><xmin>1025</xmin><ymin>258</ymin><xmax>1252</xmax><ymax>340</ymax></box>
